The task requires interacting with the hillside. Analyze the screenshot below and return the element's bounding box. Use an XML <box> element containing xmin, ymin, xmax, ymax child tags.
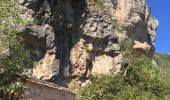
<box><xmin>0</xmin><ymin>0</ymin><xmax>169</xmax><ymax>100</ymax></box>
<box><xmin>154</xmin><ymin>53</ymin><xmax>170</xmax><ymax>83</ymax></box>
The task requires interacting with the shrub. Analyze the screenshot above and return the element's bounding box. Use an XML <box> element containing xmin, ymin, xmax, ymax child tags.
<box><xmin>120</xmin><ymin>39</ymin><xmax>132</xmax><ymax>56</ymax></box>
<box><xmin>0</xmin><ymin>0</ymin><xmax>34</xmax><ymax>98</ymax></box>
<box><xmin>154</xmin><ymin>53</ymin><xmax>170</xmax><ymax>98</ymax></box>
<box><xmin>154</xmin><ymin>53</ymin><xmax>170</xmax><ymax>81</ymax></box>
<box><xmin>89</xmin><ymin>0</ymin><xmax>103</xmax><ymax>6</ymax></box>
<box><xmin>114</xmin><ymin>19</ymin><xmax>124</xmax><ymax>33</ymax></box>
<box><xmin>80</xmin><ymin>56</ymin><xmax>169</xmax><ymax>100</ymax></box>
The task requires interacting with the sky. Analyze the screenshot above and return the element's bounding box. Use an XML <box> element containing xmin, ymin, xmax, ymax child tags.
<box><xmin>147</xmin><ymin>0</ymin><xmax>170</xmax><ymax>53</ymax></box>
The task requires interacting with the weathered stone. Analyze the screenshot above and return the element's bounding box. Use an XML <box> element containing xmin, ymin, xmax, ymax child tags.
<box><xmin>133</xmin><ymin>41</ymin><xmax>151</xmax><ymax>52</ymax></box>
<box><xmin>17</xmin><ymin>0</ymin><xmax>158</xmax><ymax>90</ymax></box>
<box><xmin>33</xmin><ymin>49</ymin><xmax>59</xmax><ymax>80</ymax></box>
<box><xmin>70</xmin><ymin>39</ymin><xmax>90</xmax><ymax>77</ymax></box>
<box><xmin>113</xmin><ymin>54</ymin><xmax>124</xmax><ymax>74</ymax></box>
<box><xmin>92</xmin><ymin>55</ymin><xmax>113</xmax><ymax>75</ymax></box>
<box><xmin>147</xmin><ymin>16</ymin><xmax>159</xmax><ymax>46</ymax></box>
<box><xmin>21</xmin><ymin>77</ymin><xmax>76</xmax><ymax>100</ymax></box>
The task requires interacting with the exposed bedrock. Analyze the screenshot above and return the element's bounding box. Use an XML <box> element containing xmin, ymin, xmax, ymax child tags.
<box><xmin>17</xmin><ymin>0</ymin><xmax>159</xmax><ymax>87</ymax></box>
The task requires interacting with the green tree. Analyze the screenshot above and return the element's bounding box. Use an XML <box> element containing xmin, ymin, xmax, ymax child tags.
<box><xmin>0</xmin><ymin>0</ymin><xmax>34</xmax><ymax>98</ymax></box>
<box><xmin>80</xmin><ymin>56</ymin><xmax>169</xmax><ymax>100</ymax></box>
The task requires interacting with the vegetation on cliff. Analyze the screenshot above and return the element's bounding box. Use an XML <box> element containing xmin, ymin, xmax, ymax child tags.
<box><xmin>80</xmin><ymin>55</ymin><xmax>170</xmax><ymax>100</ymax></box>
<box><xmin>0</xmin><ymin>0</ymin><xmax>169</xmax><ymax>100</ymax></box>
<box><xmin>154</xmin><ymin>53</ymin><xmax>170</xmax><ymax>93</ymax></box>
<box><xmin>0</xmin><ymin>0</ymin><xmax>33</xmax><ymax>98</ymax></box>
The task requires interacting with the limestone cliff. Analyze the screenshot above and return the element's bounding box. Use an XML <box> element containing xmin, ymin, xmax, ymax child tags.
<box><xmin>17</xmin><ymin>0</ymin><xmax>158</xmax><ymax>88</ymax></box>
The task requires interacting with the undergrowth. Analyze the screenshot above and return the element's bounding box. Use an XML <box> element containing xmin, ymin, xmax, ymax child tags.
<box><xmin>80</xmin><ymin>56</ymin><xmax>170</xmax><ymax>100</ymax></box>
<box><xmin>0</xmin><ymin>0</ymin><xmax>34</xmax><ymax>98</ymax></box>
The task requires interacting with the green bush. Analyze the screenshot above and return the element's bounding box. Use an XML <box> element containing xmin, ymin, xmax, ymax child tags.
<box><xmin>0</xmin><ymin>45</ymin><xmax>34</xmax><ymax>97</ymax></box>
<box><xmin>154</xmin><ymin>53</ymin><xmax>170</xmax><ymax>81</ymax></box>
<box><xmin>113</xmin><ymin>19</ymin><xmax>124</xmax><ymax>33</ymax></box>
<box><xmin>154</xmin><ymin>53</ymin><xmax>170</xmax><ymax>99</ymax></box>
<box><xmin>120</xmin><ymin>39</ymin><xmax>132</xmax><ymax>55</ymax></box>
<box><xmin>0</xmin><ymin>0</ymin><xmax>34</xmax><ymax>97</ymax></box>
<box><xmin>80</xmin><ymin>56</ymin><xmax>169</xmax><ymax>100</ymax></box>
<box><xmin>89</xmin><ymin>0</ymin><xmax>103</xmax><ymax>6</ymax></box>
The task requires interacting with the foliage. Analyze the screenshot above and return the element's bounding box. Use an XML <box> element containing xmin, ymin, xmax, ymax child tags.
<box><xmin>154</xmin><ymin>53</ymin><xmax>170</xmax><ymax>81</ymax></box>
<box><xmin>80</xmin><ymin>56</ymin><xmax>169</xmax><ymax>100</ymax></box>
<box><xmin>120</xmin><ymin>39</ymin><xmax>132</xmax><ymax>56</ymax></box>
<box><xmin>154</xmin><ymin>53</ymin><xmax>170</xmax><ymax>99</ymax></box>
<box><xmin>114</xmin><ymin>19</ymin><xmax>124</xmax><ymax>33</ymax></box>
<box><xmin>94</xmin><ymin>0</ymin><xmax>103</xmax><ymax>5</ymax></box>
<box><xmin>0</xmin><ymin>0</ymin><xmax>30</xmax><ymax>45</ymax></box>
<box><xmin>0</xmin><ymin>0</ymin><xmax>34</xmax><ymax>97</ymax></box>
<box><xmin>84</xmin><ymin>44</ymin><xmax>92</xmax><ymax>53</ymax></box>
<box><xmin>89</xmin><ymin>0</ymin><xmax>103</xmax><ymax>6</ymax></box>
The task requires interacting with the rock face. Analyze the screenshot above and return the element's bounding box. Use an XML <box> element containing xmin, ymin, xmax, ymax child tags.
<box><xmin>17</xmin><ymin>0</ymin><xmax>158</xmax><ymax>87</ymax></box>
<box><xmin>33</xmin><ymin>49</ymin><xmax>59</xmax><ymax>80</ymax></box>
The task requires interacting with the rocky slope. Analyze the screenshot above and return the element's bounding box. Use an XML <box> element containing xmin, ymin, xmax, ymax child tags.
<box><xmin>17</xmin><ymin>0</ymin><xmax>158</xmax><ymax>88</ymax></box>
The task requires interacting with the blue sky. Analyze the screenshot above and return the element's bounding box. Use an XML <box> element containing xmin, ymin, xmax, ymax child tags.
<box><xmin>147</xmin><ymin>0</ymin><xmax>170</xmax><ymax>53</ymax></box>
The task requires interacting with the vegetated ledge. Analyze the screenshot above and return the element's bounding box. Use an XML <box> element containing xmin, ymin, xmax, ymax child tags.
<box><xmin>16</xmin><ymin>73</ymin><xmax>76</xmax><ymax>100</ymax></box>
